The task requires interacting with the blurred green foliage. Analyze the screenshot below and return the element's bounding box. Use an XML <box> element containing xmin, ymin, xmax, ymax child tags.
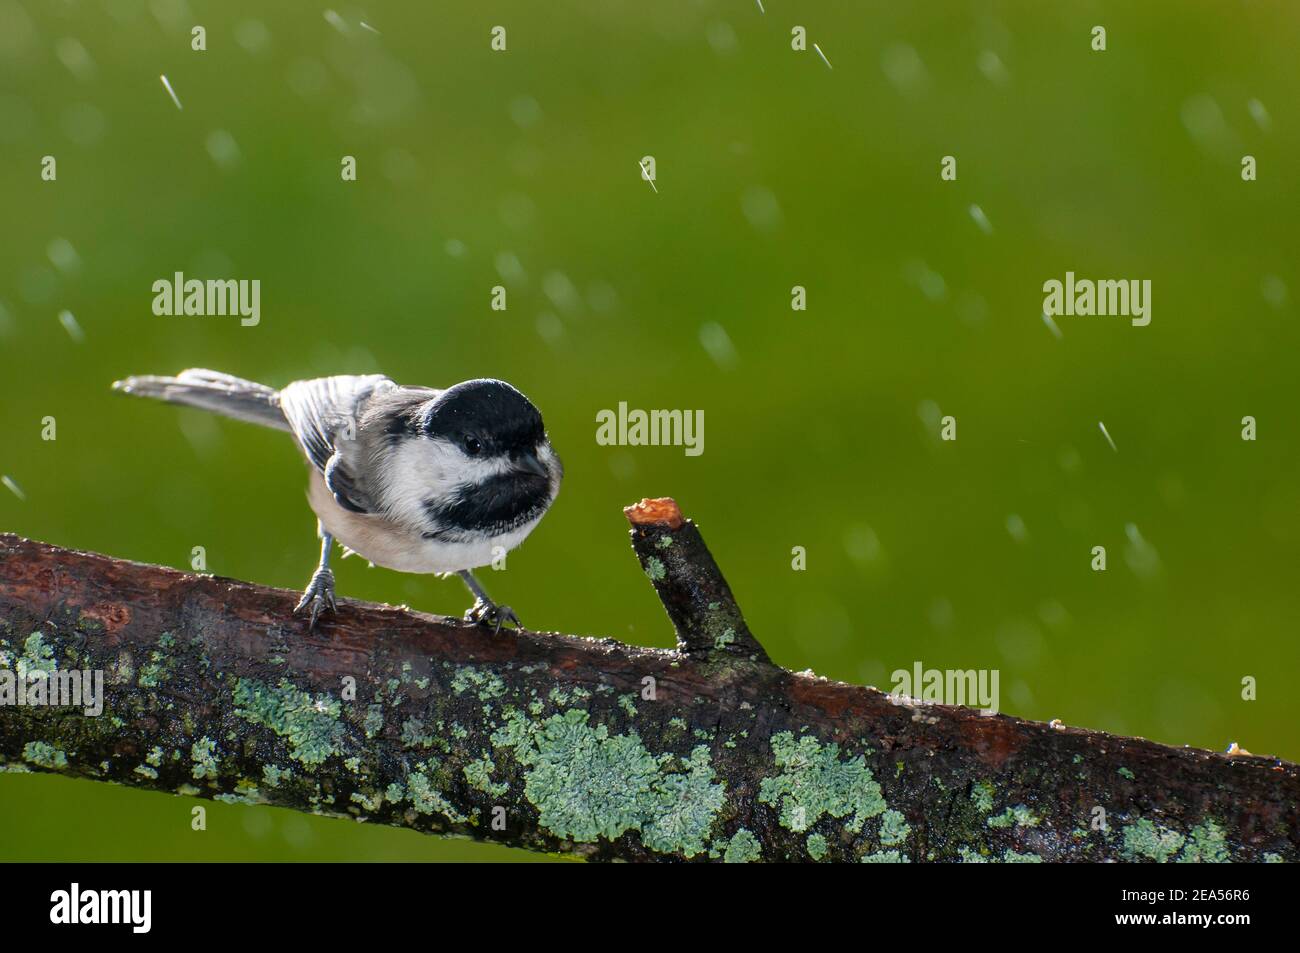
<box><xmin>2</xmin><ymin>1</ymin><xmax>1298</xmax><ymax>860</ymax></box>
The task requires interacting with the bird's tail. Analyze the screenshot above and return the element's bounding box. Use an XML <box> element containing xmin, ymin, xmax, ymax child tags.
<box><xmin>112</xmin><ymin>368</ymin><xmax>290</xmax><ymax>431</ymax></box>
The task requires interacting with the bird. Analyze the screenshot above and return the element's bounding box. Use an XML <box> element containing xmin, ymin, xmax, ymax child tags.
<box><xmin>112</xmin><ymin>369</ymin><xmax>562</xmax><ymax>631</ymax></box>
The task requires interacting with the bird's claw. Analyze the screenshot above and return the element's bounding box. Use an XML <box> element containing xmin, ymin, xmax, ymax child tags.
<box><xmin>294</xmin><ymin>568</ymin><xmax>337</xmax><ymax>630</ymax></box>
<box><xmin>464</xmin><ymin>598</ymin><xmax>522</xmax><ymax>633</ymax></box>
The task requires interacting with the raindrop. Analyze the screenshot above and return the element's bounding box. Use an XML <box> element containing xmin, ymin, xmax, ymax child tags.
<box><xmin>47</xmin><ymin>237</ymin><xmax>80</xmax><ymax>275</ymax></box>
<box><xmin>205</xmin><ymin>129</ymin><xmax>241</xmax><ymax>171</ymax></box>
<box><xmin>54</xmin><ymin>37</ymin><xmax>96</xmax><ymax>80</ymax></box>
<box><xmin>234</xmin><ymin>19</ymin><xmax>271</xmax><ymax>54</ymax></box>
<box><xmin>699</xmin><ymin>321</ymin><xmax>738</xmax><ymax>369</ymax></box>
<box><xmin>740</xmin><ymin>185</ymin><xmax>782</xmax><ymax>232</ymax></box>
<box><xmin>509</xmin><ymin>95</ymin><xmax>543</xmax><ymax>129</ymax></box>
<box><xmin>58</xmin><ymin>309</ymin><xmax>84</xmax><ymax>342</ymax></box>
<box><xmin>706</xmin><ymin>21</ymin><xmax>737</xmax><ymax>54</ymax></box>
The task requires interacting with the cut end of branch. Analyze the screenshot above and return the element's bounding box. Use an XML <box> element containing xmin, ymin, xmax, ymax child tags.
<box><xmin>626</xmin><ymin>497</ymin><xmax>772</xmax><ymax>667</ymax></box>
<box><xmin>624</xmin><ymin>497</ymin><xmax>684</xmax><ymax>530</ymax></box>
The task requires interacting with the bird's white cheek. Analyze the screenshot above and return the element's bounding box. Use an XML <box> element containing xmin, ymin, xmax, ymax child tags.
<box><xmin>380</xmin><ymin>438</ymin><xmax>462</xmax><ymax>526</ymax></box>
<box><xmin>378</xmin><ymin>438</ymin><xmax>521</xmax><ymax>528</ymax></box>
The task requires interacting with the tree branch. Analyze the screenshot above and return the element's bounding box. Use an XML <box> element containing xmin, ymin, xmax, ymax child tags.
<box><xmin>0</xmin><ymin>499</ymin><xmax>1295</xmax><ymax>862</ymax></box>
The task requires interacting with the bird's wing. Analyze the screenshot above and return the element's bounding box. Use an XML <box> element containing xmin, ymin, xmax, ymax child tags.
<box><xmin>278</xmin><ymin>374</ymin><xmax>396</xmax><ymax>514</ymax></box>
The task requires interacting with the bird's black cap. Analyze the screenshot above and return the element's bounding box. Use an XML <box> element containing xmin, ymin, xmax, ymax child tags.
<box><xmin>421</xmin><ymin>379</ymin><xmax>545</xmax><ymax>454</ymax></box>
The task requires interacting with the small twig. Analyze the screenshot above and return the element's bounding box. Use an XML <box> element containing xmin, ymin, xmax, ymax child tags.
<box><xmin>625</xmin><ymin>498</ymin><xmax>771</xmax><ymax>665</ymax></box>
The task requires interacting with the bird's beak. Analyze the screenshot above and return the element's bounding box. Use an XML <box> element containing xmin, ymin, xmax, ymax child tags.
<box><xmin>513</xmin><ymin>450</ymin><xmax>549</xmax><ymax>479</ymax></box>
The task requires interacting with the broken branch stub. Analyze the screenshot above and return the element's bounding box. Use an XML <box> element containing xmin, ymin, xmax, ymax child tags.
<box><xmin>624</xmin><ymin>498</ymin><xmax>771</xmax><ymax>665</ymax></box>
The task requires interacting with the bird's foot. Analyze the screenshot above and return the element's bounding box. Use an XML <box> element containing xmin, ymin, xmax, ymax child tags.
<box><xmin>464</xmin><ymin>598</ymin><xmax>522</xmax><ymax>633</ymax></box>
<box><xmin>293</xmin><ymin>567</ymin><xmax>337</xmax><ymax>630</ymax></box>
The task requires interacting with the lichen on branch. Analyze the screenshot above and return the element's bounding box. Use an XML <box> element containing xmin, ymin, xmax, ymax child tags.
<box><xmin>0</xmin><ymin>503</ymin><xmax>1296</xmax><ymax>863</ymax></box>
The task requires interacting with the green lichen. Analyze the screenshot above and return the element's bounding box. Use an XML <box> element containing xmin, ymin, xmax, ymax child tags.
<box><xmin>190</xmin><ymin>736</ymin><xmax>219</xmax><ymax>779</ymax></box>
<box><xmin>1122</xmin><ymin>819</ymin><xmax>1185</xmax><ymax>862</ymax></box>
<box><xmin>364</xmin><ymin>704</ymin><xmax>384</xmax><ymax>739</ymax></box>
<box><xmin>1264</xmin><ymin>853</ymin><xmax>1284</xmax><ymax>863</ymax></box>
<box><xmin>138</xmin><ymin>632</ymin><xmax>177</xmax><ymax>688</ymax></box>
<box><xmin>262</xmin><ymin>764</ymin><xmax>292</xmax><ymax>787</ymax></box>
<box><xmin>386</xmin><ymin>760</ymin><xmax>467</xmax><ymax>823</ymax></box>
<box><xmin>757</xmin><ymin>732</ymin><xmax>885</xmax><ymax>834</ymax></box>
<box><xmin>111</xmin><ymin>650</ymin><xmax>134</xmax><ymax>685</ymax></box>
<box><xmin>145</xmin><ymin>746</ymin><xmax>164</xmax><ymax>767</ymax></box>
<box><xmin>464</xmin><ymin>756</ymin><xmax>508</xmax><ymax>798</ymax></box>
<box><xmin>134</xmin><ymin>764</ymin><xmax>158</xmax><ymax>779</ymax></box>
<box><xmin>806</xmin><ymin>832</ymin><xmax>828</xmax><ymax>860</ymax></box>
<box><xmin>401</xmin><ymin>717</ymin><xmax>436</xmax><ymax>749</ymax></box>
<box><xmin>351</xmin><ymin>789</ymin><xmax>384</xmax><ymax>812</ymax></box>
<box><xmin>723</xmin><ymin>829</ymin><xmax>762</xmax><ymax>863</ymax></box>
<box><xmin>618</xmin><ymin>694</ymin><xmax>638</xmax><ymax>718</ymax></box>
<box><xmin>491</xmin><ymin>709</ymin><xmax>725</xmax><ymax>857</ymax></box>
<box><xmin>23</xmin><ymin>740</ymin><xmax>67</xmax><ymax>769</ymax></box>
<box><xmin>970</xmin><ymin>780</ymin><xmax>995</xmax><ymax>813</ymax></box>
<box><xmin>862</xmin><ymin>850</ymin><xmax>908</xmax><ymax>863</ymax></box>
<box><xmin>214</xmin><ymin>779</ymin><xmax>264</xmax><ymax>805</ymax></box>
<box><xmin>452</xmin><ymin>666</ymin><xmax>506</xmax><ymax>700</ymax></box>
<box><xmin>1003</xmin><ymin>850</ymin><xmax>1044</xmax><ymax>863</ymax></box>
<box><xmin>1178</xmin><ymin>820</ymin><xmax>1229</xmax><ymax>863</ymax></box>
<box><xmin>1118</xmin><ymin>766</ymin><xmax>1135</xmax><ymax>781</ymax></box>
<box><xmin>233</xmin><ymin>677</ymin><xmax>345</xmax><ymax>767</ymax></box>
<box><xmin>641</xmin><ymin>746</ymin><xmax>726</xmax><ymax>856</ymax></box>
<box><xmin>644</xmin><ymin>557</ymin><xmax>666</xmax><ymax>581</ymax></box>
<box><xmin>697</xmin><ymin>600</ymin><xmax>748</xmax><ymax>655</ymax></box>
<box><xmin>987</xmin><ymin>804</ymin><xmax>1038</xmax><ymax>829</ymax></box>
<box><xmin>880</xmin><ymin>809</ymin><xmax>911</xmax><ymax>846</ymax></box>
<box><xmin>17</xmin><ymin>632</ymin><xmax>56</xmax><ymax>677</ymax></box>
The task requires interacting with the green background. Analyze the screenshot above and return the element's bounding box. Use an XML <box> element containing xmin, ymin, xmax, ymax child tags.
<box><xmin>2</xmin><ymin>1</ymin><xmax>1297</xmax><ymax>861</ymax></box>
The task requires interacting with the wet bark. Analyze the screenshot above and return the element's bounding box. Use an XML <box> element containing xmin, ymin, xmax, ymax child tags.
<box><xmin>0</xmin><ymin>499</ymin><xmax>1295</xmax><ymax>862</ymax></box>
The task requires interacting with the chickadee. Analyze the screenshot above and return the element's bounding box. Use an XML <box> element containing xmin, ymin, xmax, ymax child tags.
<box><xmin>112</xmin><ymin>369</ymin><xmax>562</xmax><ymax>630</ymax></box>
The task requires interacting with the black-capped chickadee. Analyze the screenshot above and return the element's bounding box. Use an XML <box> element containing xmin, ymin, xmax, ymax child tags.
<box><xmin>112</xmin><ymin>369</ymin><xmax>562</xmax><ymax>631</ymax></box>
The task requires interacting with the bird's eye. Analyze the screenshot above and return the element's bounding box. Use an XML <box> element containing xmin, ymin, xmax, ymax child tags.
<box><xmin>462</xmin><ymin>435</ymin><xmax>481</xmax><ymax>456</ymax></box>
